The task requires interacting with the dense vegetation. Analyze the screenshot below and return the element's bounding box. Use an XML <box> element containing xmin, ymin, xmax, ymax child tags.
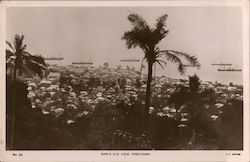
<box><xmin>6</xmin><ymin>74</ymin><xmax>243</xmax><ymax>150</ymax></box>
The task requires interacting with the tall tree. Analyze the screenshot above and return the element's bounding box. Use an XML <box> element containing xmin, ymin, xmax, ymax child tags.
<box><xmin>122</xmin><ymin>13</ymin><xmax>200</xmax><ymax>130</ymax></box>
<box><xmin>188</xmin><ymin>74</ymin><xmax>201</xmax><ymax>145</ymax></box>
<box><xmin>6</xmin><ymin>34</ymin><xmax>47</xmax><ymax>149</ymax></box>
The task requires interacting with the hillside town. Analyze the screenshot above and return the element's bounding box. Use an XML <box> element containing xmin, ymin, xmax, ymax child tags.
<box><xmin>26</xmin><ymin>65</ymin><xmax>243</xmax><ymax>124</ymax></box>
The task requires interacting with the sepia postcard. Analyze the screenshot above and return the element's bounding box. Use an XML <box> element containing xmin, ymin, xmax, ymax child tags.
<box><xmin>0</xmin><ymin>0</ymin><xmax>249</xmax><ymax>161</ymax></box>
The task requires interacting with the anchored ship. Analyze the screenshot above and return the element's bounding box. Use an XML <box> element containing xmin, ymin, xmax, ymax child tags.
<box><xmin>72</xmin><ymin>61</ymin><xmax>93</xmax><ymax>65</ymax></box>
<box><xmin>217</xmin><ymin>67</ymin><xmax>242</xmax><ymax>72</ymax></box>
<box><xmin>44</xmin><ymin>57</ymin><xmax>64</xmax><ymax>60</ymax></box>
<box><xmin>211</xmin><ymin>63</ymin><xmax>232</xmax><ymax>66</ymax></box>
<box><xmin>120</xmin><ymin>58</ymin><xmax>140</xmax><ymax>62</ymax></box>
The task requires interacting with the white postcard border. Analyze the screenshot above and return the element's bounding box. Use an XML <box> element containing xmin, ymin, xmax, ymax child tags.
<box><xmin>0</xmin><ymin>1</ymin><xmax>249</xmax><ymax>162</ymax></box>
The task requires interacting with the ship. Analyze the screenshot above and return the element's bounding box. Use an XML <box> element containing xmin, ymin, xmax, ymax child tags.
<box><xmin>211</xmin><ymin>63</ymin><xmax>232</xmax><ymax>66</ymax></box>
<box><xmin>72</xmin><ymin>61</ymin><xmax>93</xmax><ymax>65</ymax></box>
<box><xmin>217</xmin><ymin>67</ymin><xmax>242</xmax><ymax>72</ymax></box>
<box><xmin>44</xmin><ymin>57</ymin><xmax>64</xmax><ymax>60</ymax></box>
<box><xmin>120</xmin><ymin>58</ymin><xmax>140</xmax><ymax>62</ymax></box>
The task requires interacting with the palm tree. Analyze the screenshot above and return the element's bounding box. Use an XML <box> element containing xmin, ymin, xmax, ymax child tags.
<box><xmin>6</xmin><ymin>35</ymin><xmax>47</xmax><ymax>80</ymax></box>
<box><xmin>6</xmin><ymin>34</ymin><xmax>47</xmax><ymax>149</ymax></box>
<box><xmin>122</xmin><ymin>13</ymin><xmax>200</xmax><ymax>130</ymax></box>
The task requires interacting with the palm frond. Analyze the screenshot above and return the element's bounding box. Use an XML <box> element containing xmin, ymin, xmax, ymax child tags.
<box><xmin>6</xmin><ymin>41</ymin><xmax>15</xmax><ymax>52</ymax></box>
<box><xmin>24</xmin><ymin>59</ymin><xmax>44</xmax><ymax>78</ymax></box>
<box><xmin>6</xmin><ymin>49</ymin><xmax>14</xmax><ymax>59</ymax></box>
<box><xmin>155</xmin><ymin>59</ymin><xmax>166</xmax><ymax>69</ymax></box>
<box><xmin>164</xmin><ymin>50</ymin><xmax>201</xmax><ymax>68</ymax></box>
<box><xmin>6</xmin><ymin>47</ymin><xmax>15</xmax><ymax>75</ymax></box>
<box><xmin>164</xmin><ymin>52</ymin><xmax>186</xmax><ymax>74</ymax></box>
<box><xmin>155</xmin><ymin>60</ymin><xmax>164</xmax><ymax>69</ymax></box>
<box><xmin>23</xmin><ymin>53</ymin><xmax>47</xmax><ymax>68</ymax></box>
<box><xmin>155</xmin><ymin>50</ymin><xmax>165</xmax><ymax>59</ymax></box>
<box><xmin>6</xmin><ymin>50</ymin><xmax>15</xmax><ymax>72</ymax></box>
<box><xmin>21</xmin><ymin>53</ymin><xmax>47</xmax><ymax>78</ymax></box>
<box><xmin>156</xmin><ymin>14</ymin><xmax>168</xmax><ymax>29</ymax></box>
<box><xmin>151</xmin><ymin>14</ymin><xmax>169</xmax><ymax>45</ymax></box>
<box><xmin>122</xmin><ymin>13</ymin><xmax>171</xmax><ymax>51</ymax></box>
<box><xmin>128</xmin><ymin>13</ymin><xmax>150</xmax><ymax>30</ymax></box>
<box><xmin>122</xmin><ymin>30</ymin><xmax>141</xmax><ymax>49</ymax></box>
<box><xmin>122</xmin><ymin>29</ymin><xmax>150</xmax><ymax>51</ymax></box>
<box><xmin>30</xmin><ymin>55</ymin><xmax>47</xmax><ymax>68</ymax></box>
<box><xmin>122</xmin><ymin>13</ymin><xmax>157</xmax><ymax>51</ymax></box>
<box><xmin>14</xmin><ymin>34</ymin><xmax>24</xmax><ymax>51</ymax></box>
<box><xmin>151</xmin><ymin>29</ymin><xmax>169</xmax><ymax>46</ymax></box>
<box><xmin>6</xmin><ymin>34</ymin><xmax>48</xmax><ymax>79</ymax></box>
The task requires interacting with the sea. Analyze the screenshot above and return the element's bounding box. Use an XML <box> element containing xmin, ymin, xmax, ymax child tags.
<box><xmin>46</xmin><ymin>59</ymin><xmax>243</xmax><ymax>86</ymax></box>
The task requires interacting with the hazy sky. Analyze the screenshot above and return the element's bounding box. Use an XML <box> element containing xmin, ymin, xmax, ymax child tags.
<box><xmin>6</xmin><ymin>7</ymin><xmax>243</xmax><ymax>84</ymax></box>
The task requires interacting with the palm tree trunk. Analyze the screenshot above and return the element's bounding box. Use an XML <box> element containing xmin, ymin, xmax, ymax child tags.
<box><xmin>145</xmin><ymin>61</ymin><xmax>153</xmax><ymax>130</ymax></box>
<box><xmin>10</xmin><ymin>66</ymin><xmax>17</xmax><ymax>149</ymax></box>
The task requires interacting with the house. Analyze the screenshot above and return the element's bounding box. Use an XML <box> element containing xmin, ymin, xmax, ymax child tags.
<box><xmin>48</xmin><ymin>72</ymin><xmax>61</xmax><ymax>81</ymax></box>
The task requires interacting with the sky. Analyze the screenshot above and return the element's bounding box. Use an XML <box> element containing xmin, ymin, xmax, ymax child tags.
<box><xmin>6</xmin><ymin>6</ymin><xmax>243</xmax><ymax>84</ymax></box>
